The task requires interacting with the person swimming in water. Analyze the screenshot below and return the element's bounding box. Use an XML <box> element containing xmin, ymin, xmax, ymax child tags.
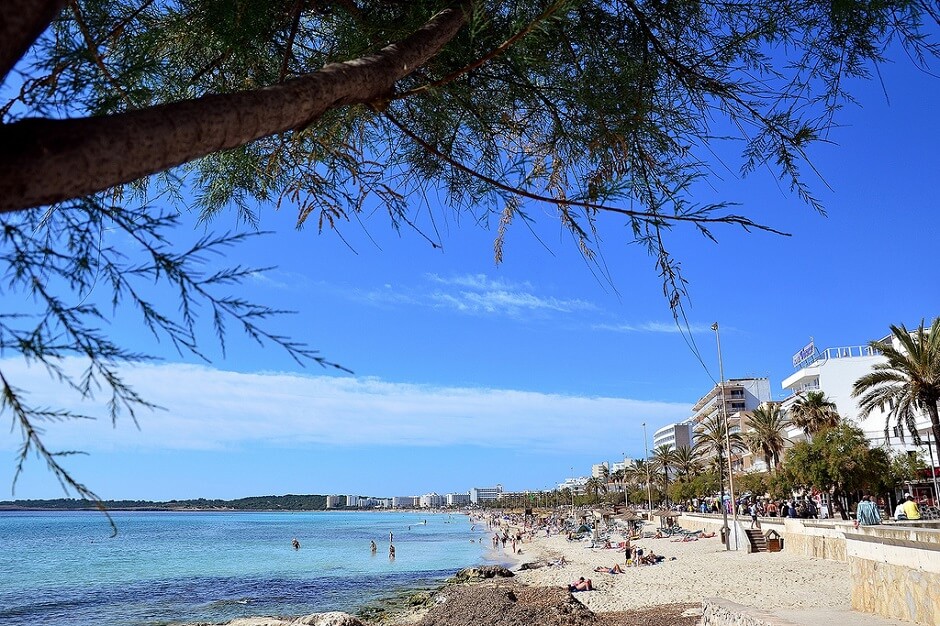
<box><xmin>291</xmin><ymin>538</ymin><xmax>300</xmax><ymax>550</ymax></box>
<box><xmin>370</xmin><ymin>540</ymin><xmax>377</xmax><ymax>553</ymax></box>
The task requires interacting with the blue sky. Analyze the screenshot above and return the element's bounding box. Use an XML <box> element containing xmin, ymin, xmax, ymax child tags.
<box><xmin>4</xmin><ymin>43</ymin><xmax>940</xmax><ymax>502</ymax></box>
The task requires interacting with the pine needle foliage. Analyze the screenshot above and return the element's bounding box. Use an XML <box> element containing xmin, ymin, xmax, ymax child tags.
<box><xmin>1</xmin><ymin>1</ymin><xmax>939</xmax><ymax>504</ymax></box>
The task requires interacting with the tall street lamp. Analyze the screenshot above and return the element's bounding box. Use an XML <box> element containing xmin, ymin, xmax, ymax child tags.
<box><xmin>643</xmin><ymin>422</ymin><xmax>653</xmax><ymax>515</ymax></box>
<box><xmin>712</xmin><ymin>322</ymin><xmax>738</xmax><ymax>550</ymax></box>
<box><xmin>570</xmin><ymin>467</ymin><xmax>576</xmax><ymax>514</ymax></box>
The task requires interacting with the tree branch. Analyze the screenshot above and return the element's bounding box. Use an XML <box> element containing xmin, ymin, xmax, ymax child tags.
<box><xmin>0</xmin><ymin>0</ymin><xmax>68</xmax><ymax>83</ymax></box>
<box><xmin>383</xmin><ymin>110</ymin><xmax>791</xmax><ymax>236</ymax></box>
<box><xmin>0</xmin><ymin>0</ymin><xmax>472</xmax><ymax>214</ymax></box>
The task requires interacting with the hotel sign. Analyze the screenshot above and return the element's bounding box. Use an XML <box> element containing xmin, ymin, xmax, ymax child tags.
<box><xmin>792</xmin><ymin>340</ymin><xmax>815</xmax><ymax>367</ymax></box>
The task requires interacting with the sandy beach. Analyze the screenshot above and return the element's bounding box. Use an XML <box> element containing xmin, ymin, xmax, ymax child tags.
<box><xmin>498</xmin><ymin>524</ymin><xmax>853</xmax><ymax>615</ymax></box>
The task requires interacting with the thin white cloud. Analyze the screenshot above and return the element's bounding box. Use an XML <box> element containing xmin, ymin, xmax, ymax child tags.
<box><xmin>0</xmin><ymin>358</ymin><xmax>689</xmax><ymax>455</ymax></box>
<box><xmin>593</xmin><ymin>321</ymin><xmax>715</xmax><ymax>334</ymax></box>
<box><xmin>424</xmin><ymin>273</ymin><xmax>594</xmax><ymax>316</ymax></box>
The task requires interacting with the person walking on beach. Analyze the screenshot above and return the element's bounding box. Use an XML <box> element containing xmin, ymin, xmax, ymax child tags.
<box><xmin>749</xmin><ymin>502</ymin><xmax>760</xmax><ymax>529</ymax></box>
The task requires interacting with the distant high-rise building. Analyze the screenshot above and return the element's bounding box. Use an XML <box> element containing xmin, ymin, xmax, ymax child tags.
<box><xmin>591</xmin><ymin>462</ymin><xmax>609</xmax><ymax>478</ymax></box>
<box><xmin>446</xmin><ymin>493</ymin><xmax>471</xmax><ymax>506</ymax></box>
<box><xmin>419</xmin><ymin>493</ymin><xmax>444</xmax><ymax>508</ymax></box>
<box><xmin>653</xmin><ymin>421</ymin><xmax>694</xmax><ymax>451</ymax></box>
<box><xmin>469</xmin><ymin>484</ymin><xmax>503</xmax><ymax>504</ymax></box>
<box><xmin>690</xmin><ymin>377</ymin><xmax>772</xmax><ymax>471</ymax></box>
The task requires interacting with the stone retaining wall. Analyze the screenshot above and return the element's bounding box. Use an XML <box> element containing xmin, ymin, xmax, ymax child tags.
<box><xmin>683</xmin><ymin>515</ymin><xmax>940</xmax><ymax>625</ymax></box>
<box><xmin>679</xmin><ymin>514</ymin><xmax>847</xmax><ymax>561</ymax></box>
<box><xmin>847</xmin><ymin>527</ymin><xmax>940</xmax><ymax>625</ymax></box>
<box><xmin>701</xmin><ymin>598</ymin><xmax>797</xmax><ymax>626</ymax></box>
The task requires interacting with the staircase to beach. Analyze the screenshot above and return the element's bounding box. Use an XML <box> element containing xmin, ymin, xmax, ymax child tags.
<box><xmin>744</xmin><ymin>528</ymin><xmax>767</xmax><ymax>552</ymax></box>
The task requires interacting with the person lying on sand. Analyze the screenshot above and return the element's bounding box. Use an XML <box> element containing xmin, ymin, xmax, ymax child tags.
<box><xmin>594</xmin><ymin>563</ymin><xmax>624</xmax><ymax>574</ymax></box>
<box><xmin>569</xmin><ymin>577</ymin><xmax>593</xmax><ymax>591</ymax></box>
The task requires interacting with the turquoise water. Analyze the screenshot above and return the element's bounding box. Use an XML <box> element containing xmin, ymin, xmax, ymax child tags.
<box><xmin>0</xmin><ymin>510</ymin><xmax>492</xmax><ymax>626</ymax></box>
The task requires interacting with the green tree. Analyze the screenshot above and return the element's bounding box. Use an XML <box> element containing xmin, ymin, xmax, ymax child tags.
<box><xmin>852</xmin><ymin>318</ymin><xmax>940</xmax><ymax>463</ymax></box>
<box><xmin>886</xmin><ymin>449</ymin><xmax>928</xmax><ymax>494</ymax></box>
<box><xmin>736</xmin><ymin>471</ymin><xmax>771</xmax><ymax>499</ymax></box>
<box><xmin>671</xmin><ymin>445</ymin><xmax>701</xmax><ymax>480</ymax></box>
<box><xmin>788</xmin><ymin>391</ymin><xmax>840</xmax><ymax>437</ymax></box>
<box><xmin>3</xmin><ymin>1</ymin><xmax>939</xmax><ymax>500</ymax></box>
<box><xmin>778</xmin><ymin>423</ymin><xmax>891</xmax><ymax>518</ymax></box>
<box><xmin>744</xmin><ymin>403</ymin><xmax>790</xmax><ymax>473</ymax></box>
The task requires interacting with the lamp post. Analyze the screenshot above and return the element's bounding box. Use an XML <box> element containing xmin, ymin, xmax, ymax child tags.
<box><xmin>925</xmin><ymin>430</ymin><xmax>940</xmax><ymax>506</ymax></box>
<box><xmin>570</xmin><ymin>467</ymin><xmax>576</xmax><ymax>514</ymax></box>
<box><xmin>712</xmin><ymin>322</ymin><xmax>738</xmax><ymax>550</ymax></box>
<box><xmin>643</xmin><ymin>422</ymin><xmax>654</xmax><ymax>516</ymax></box>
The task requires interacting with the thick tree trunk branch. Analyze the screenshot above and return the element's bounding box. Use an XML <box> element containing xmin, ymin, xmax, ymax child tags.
<box><xmin>0</xmin><ymin>1</ymin><xmax>471</xmax><ymax>214</ymax></box>
<box><xmin>0</xmin><ymin>0</ymin><xmax>67</xmax><ymax>82</ymax></box>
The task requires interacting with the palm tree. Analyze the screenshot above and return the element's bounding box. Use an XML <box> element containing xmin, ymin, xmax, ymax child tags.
<box><xmin>651</xmin><ymin>444</ymin><xmax>677</xmax><ymax>504</ymax></box>
<box><xmin>631</xmin><ymin>459</ymin><xmax>654</xmax><ymax>507</ymax></box>
<box><xmin>744</xmin><ymin>402</ymin><xmax>790</xmax><ymax>473</ymax></box>
<box><xmin>584</xmin><ymin>477</ymin><xmax>602</xmax><ymax>504</ymax></box>
<box><xmin>852</xmin><ymin>317</ymin><xmax>940</xmax><ymax>462</ymax></box>
<box><xmin>789</xmin><ymin>390</ymin><xmax>840</xmax><ymax>436</ymax></box>
<box><xmin>672</xmin><ymin>445</ymin><xmax>702</xmax><ymax>479</ymax></box>
<box><xmin>693</xmin><ymin>414</ymin><xmax>746</xmax><ymax>492</ymax></box>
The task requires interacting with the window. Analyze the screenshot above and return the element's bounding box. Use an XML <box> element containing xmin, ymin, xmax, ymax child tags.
<box><xmin>731</xmin><ymin>402</ymin><xmax>745</xmax><ymax>410</ymax></box>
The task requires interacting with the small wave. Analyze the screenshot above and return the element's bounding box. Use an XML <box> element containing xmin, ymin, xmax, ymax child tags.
<box><xmin>206</xmin><ymin>598</ymin><xmax>253</xmax><ymax>608</ymax></box>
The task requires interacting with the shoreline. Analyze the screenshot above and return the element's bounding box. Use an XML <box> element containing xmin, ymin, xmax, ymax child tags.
<box><xmin>95</xmin><ymin>511</ymin><xmax>862</xmax><ymax>626</ymax></box>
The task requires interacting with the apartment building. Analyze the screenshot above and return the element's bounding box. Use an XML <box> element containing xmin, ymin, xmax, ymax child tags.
<box><xmin>446</xmin><ymin>492</ymin><xmax>471</xmax><ymax>506</ymax></box>
<box><xmin>469</xmin><ymin>485</ymin><xmax>503</xmax><ymax>504</ymax></box>
<box><xmin>653</xmin><ymin>421</ymin><xmax>694</xmax><ymax>451</ymax></box>
<box><xmin>690</xmin><ymin>377</ymin><xmax>772</xmax><ymax>471</ymax></box>
<box><xmin>419</xmin><ymin>493</ymin><xmax>444</xmax><ymax>508</ymax></box>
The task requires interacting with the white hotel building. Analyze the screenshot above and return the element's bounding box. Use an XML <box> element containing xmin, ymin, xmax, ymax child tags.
<box><xmin>653</xmin><ymin>421</ymin><xmax>694</xmax><ymax>451</ymax></box>
<box><xmin>469</xmin><ymin>485</ymin><xmax>503</xmax><ymax>504</ymax></box>
<box><xmin>689</xmin><ymin>377</ymin><xmax>772</xmax><ymax>471</ymax></box>
<box><xmin>780</xmin><ymin>339</ymin><xmax>934</xmax><ymax>456</ymax></box>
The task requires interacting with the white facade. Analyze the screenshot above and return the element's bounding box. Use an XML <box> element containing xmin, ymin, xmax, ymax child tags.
<box><xmin>653</xmin><ymin>421</ymin><xmax>694</xmax><ymax>451</ymax></box>
<box><xmin>419</xmin><ymin>492</ymin><xmax>444</xmax><ymax>508</ymax></box>
<box><xmin>556</xmin><ymin>476</ymin><xmax>587</xmax><ymax>494</ymax></box>
<box><xmin>469</xmin><ymin>485</ymin><xmax>503</xmax><ymax>503</ymax></box>
<box><xmin>691</xmin><ymin>377</ymin><xmax>772</xmax><ymax>470</ymax></box>
<box><xmin>325</xmin><ymin>495</ymin><xmax>345</xmax><ymax>508</ymax></box>
<box><xmin>610</xmin><ymin>458</ymin><xmax>636</xmax><ymax>474</ymax></box>
<box><xmin>780</xmin><ymin>342</ymin><xmax>931</xmax><ymax>455</ymax></box>
<box><xmin>346</xmin><ymin>495</ymin><xmax>360</xmax><ymax>507</ymax></box>
<box><xmin>446</xmin><ymin>492</ymin><xmax>471</xmax><ymax>506</ymax></box>
<box><xmin>690</xmin><ymin>378</ymin><xmax>772</xmax><ymax>427</ymax></box>
<box><xmin>391</xmin><ymin>496</ymin><xmax>419</xmax><ymax>508</ymax></box>
<box><xmin>591</xmin><ymin>462</ymin><xmax>609</xmax><ymax>478</ymax></box>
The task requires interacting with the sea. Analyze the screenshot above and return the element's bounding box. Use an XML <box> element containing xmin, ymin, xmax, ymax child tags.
<box><xmin>0</xmin><ymin>510</ymin><xmax>496</xmax><ymax>626</ymax></box>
